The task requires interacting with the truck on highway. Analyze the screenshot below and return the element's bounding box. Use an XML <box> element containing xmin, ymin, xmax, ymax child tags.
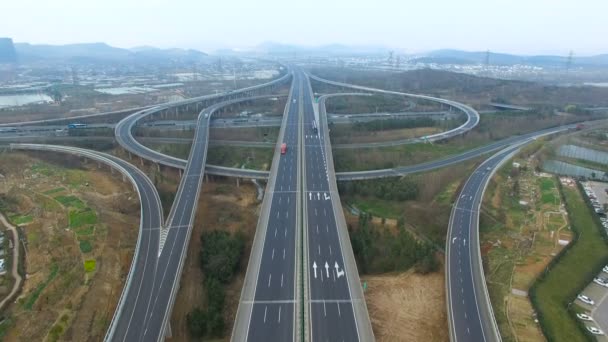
<box><xmin>281</xmin><ymin>143</ymin><xmax>287</xmax><ymax>154</ymax></box>
<box><xmin>67</xmin><ymin>123</ymin><xmax>87</xmax><ymax>129</ymax></box>
<box><xmin>312</xmin><ymin>119</ymin><xmax>318</xmax><ymax>134</ymax></box>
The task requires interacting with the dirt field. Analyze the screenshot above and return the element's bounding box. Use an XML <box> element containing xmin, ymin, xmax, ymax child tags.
<box><xmin>481</xmin><ymin>156</ymin><xmax>571</xmax><ymax>342</ymax></box>
<box><xmin>364</xmin><ymin>267</ymin><xmax>448</xmax><ymax>342</ymax></box>
<box><xmin>170</xmin><ymin>178</ymin><xmax>260</xmax><ymax>341</ymax></box>
<box><xmin>0</xmin><ymin>151</ymin><xmax>139</xmax><ymax>341</ymax></box>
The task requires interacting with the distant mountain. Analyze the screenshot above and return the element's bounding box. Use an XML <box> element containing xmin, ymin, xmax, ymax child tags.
<box><xmin>414</xmin><ymin>49</ymin><xmax>608</xmax><ymax>68</ymax></box>
<box><xmin>253</xmin><ymin>41</ymin><xmax>388</xmax><ymax>56</ymax></box>
<box><xmin>11</xmin><ymin>41</ymin><xmax>208</xmax><ymax>63</ymax></box>
<box><xmin>130</xmin><ymin>46</ymin><xmax>208</xmax><ymax>62</ymax></box>
<box><xmin>0</xmin><ymin>38</ymin><xmax>18</xmax><ymax>63</ymax></box>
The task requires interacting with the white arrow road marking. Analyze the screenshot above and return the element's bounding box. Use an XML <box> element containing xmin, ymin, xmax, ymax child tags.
<box><xmin>463</xmin><ymin>239</ymin><xmax>467</xmax><ymax>246</ymax></box>
<box><xmin>452</xmin><ymin>237</ymin><xmax>457</xmax><ymax>244</ymax></box>
<box><xmin>324</xmin><ymin>193</ymin><xmax>330</xmax><ymax>200</ymax></box>
<box><xmin>313</xmin><ymin>262</ymin><xmax>318</xmax><ymax>279</ymax></box>
<box><xmin>309</xmin><ymin>193</ymin><xmax>312</xmax><ymax>200</ymax></box>
<box><xmin>335</xmin><ymin>261</ymin><xmax>345</xmax><ymax>278</ymax></box>
<box><xmin>325</xmin><ymin>261</ymin><xmax>330</xmax><ymax>278</ymax></box>
<box><xmin>317</xmin><ymin>192</ymin><xmax>320</xmax><ymax>200</ymax></box>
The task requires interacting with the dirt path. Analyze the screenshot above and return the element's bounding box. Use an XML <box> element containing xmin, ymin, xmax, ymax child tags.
<box><xmin>0</xmin><ymin>213</ymin><xmax>22</xmax><ymax>311</ymax></box>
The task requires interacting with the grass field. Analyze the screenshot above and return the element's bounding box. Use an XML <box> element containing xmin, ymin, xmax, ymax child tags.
<box><xmin>69</xmin><ymin>208</ymin><xmax>98</xmax><ymax>228</ymax></box>
<box><xmin>79</xmin><ymin>240</ymin><xmax>93</xmax><ymax>253</ymax></box>
<box><xmin>23</xmin><ymin>263</ymin><xmax>59</xmax><ymax>310</ymax></box>
<box><xmin>43</xmin><ymin>187</ymin><xmax>65</xmax><ymax>195</ymax></box>
<box><xmin>532</xmin><ymin>186</ymin><xmax>608</xmax><ymax>342</ymax></box>
<box><xmin>54</xmin><ymin>195</ymin><xmax>85</xmax><ymax>209</ymax></box>
<box><xmin>9</xmin><ymin>214</ymin><xmax>33</xmax><ymax>225</ymax></box>
<box><xmin>83</xmin><ymin>259</ymin><xmax>96</xmax><ymax>273</ymax></box>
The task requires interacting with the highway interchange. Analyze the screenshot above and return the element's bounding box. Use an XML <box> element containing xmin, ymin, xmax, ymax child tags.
<box><xmin>1</xmin><ymin>65</ymin><xmax>594</xmax><ymax>342</ymax></box>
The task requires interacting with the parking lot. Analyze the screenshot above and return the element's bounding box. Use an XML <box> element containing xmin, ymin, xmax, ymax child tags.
<box><xmin>574</xmin><ymin>182</ymin><xmax>608</xmax><ymax>338</ymax></box>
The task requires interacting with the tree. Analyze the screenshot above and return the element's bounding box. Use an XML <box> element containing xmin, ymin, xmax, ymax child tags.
<box><xmin>187</xmin><ymin>308</ymin><xmax>207</xmax><ymax>337</ymax></box>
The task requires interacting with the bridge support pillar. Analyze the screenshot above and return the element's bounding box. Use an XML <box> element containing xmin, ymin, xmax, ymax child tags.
<box><xmin>179</xmin><ymin>169</ymin><xmax>183</xmax><ymax>178</ymax></box>
<box><xmin>140</xmin><ymin>157</ymin><xmax>144</xmax><ymax>167</ymax></box>
<box><xmin>205</xmin><ymin>174</ymin><xmax>209</xmax><ymax>183</ymax></box>
<box><xmin>156</xmin><ymin>163</ymin><xmax>160</xmax><ymax>172</ymax></box>
<box><xmin>236</xmin><ymin>177</ymin><xmax>240</xmax><ymax>188</ymax></box>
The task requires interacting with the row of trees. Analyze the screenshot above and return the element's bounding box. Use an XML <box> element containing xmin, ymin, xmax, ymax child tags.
<box><xmin>350</xmin><ymin>213</ymin><xmax>438</xmax><ymax>274</ymax></box>
<box><xmin>187</xmin><ymin>230</ymin><xmax>245</xmax><ymax>338</ymax></box>
<box><xmin>338</xmin><ymin>177</ymin><xmax>419</xmax><ymax>201</ymax></box>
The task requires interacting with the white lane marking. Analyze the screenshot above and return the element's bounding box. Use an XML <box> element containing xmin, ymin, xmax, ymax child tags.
<box><xmin>284</xmin><ymin>228</ymin><xmax>287</xmax><ymax>237</ymax></box>
<box><xmin>324</xmin><ymin>301</ymin><xmax>327</xmax><ymax>316</ymax></box>
<box><xmin>337</xmin><ymin>303</ymin><xmax>341</xmax><ymax>317</ymax></box>
<box><xmin>274</xmin><ymin>228</ymin><xmax>278</xmax><ymax>237</ymax></box>
<box><xmin>283</xmin><ymin>248</ymin><xmax>286</xmax><ymax>260</ymax></box>
<box><xmin>281</xmin><ymin>273</ymin><xmax>284</xmax><ymax>288</ymax></box>
<box><xmin>278</xmin><ymin>306</ymin><xmax>282</xmax><ymax>323</ymax></box>
<box><xmin>264</xmin><ymin>306</ymin><xmax>267</xmax><ymax>323</ymax></box>
<box><xmin>268</xmin><ymin>274</ymin><xmax>272</xmax><ymax>287</ymax></box>
<box><xmin>316</xmin><ymin>225</ymin><xmax>319</xmax><ymax>234</ymax></box>
<box><xmin>329</xmin><ymin>245</ymin><xmax>332</xmax><ymax>255</ymax></box>
<box><xmin>318</xmin><ymin>245</ymin><xmax>321</xmax><ymax>255</ymax></box>
<box><xmin>286</xmin><ymin>211</ymin><xmax>289</xmax><ymax>218</ymax></box>
<box><xmin>272</xmin><ymin>248</ymin><xmax>275</xmax><ymax>260</ymax></box>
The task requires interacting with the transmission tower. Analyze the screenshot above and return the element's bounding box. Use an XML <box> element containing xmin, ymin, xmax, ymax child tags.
<box><xmin>566</xmin><ymin>50</ymin><xmax>574</xmax><ymax>71</ymax></box>
<box><xmin>485</xmin><ymin>50</ymin><xmax>490</xmax><ymax>67</ymax></box>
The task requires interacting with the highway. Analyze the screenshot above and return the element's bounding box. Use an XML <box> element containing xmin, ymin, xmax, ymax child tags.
<box><xmin>444</xmin><ymin>122</ymin><xmax>586</xmax><ymax>342</ymax></box>
<box><xmin>8</xmin><ymin>143</ymin><xmax>164</xmax><ymax>342</ymax></box>
<box><xmin>303</xmin><ymin>75</ymin><xmax>374</xmax><ymax>341</ymax></box>
<box><xmin>232</xmin><ymin>68</ymin><xmax>301</xmax><ymax>341</ymax></box>
<box><xmin>109</xmin><ymin>94</ymin><xmax>273</xmax><ymax>341</ymax></box>
<box><xmin>115</xmin><ymin>95</ymin><xmax>283</xmax><ymax>170</ymax></box>
<box><xmin>308</xmin><ymin>73</ymin><xmax>480</xmax><ymax>143</ymax></box>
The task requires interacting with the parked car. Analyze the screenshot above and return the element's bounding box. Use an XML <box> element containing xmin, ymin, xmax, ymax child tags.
<box><xmin>577</xmin><ymin>313</ymin><xmax>593</xmax><ymax>321</ymax></box>
<box><xmin>594</xmin><ymin>278</ymin><xmax>608</xmax><ymax>287</ymax></box>
<box><xmin>578</xmin><ymin>294</ymin><xmax>595</xmax><ymax>305</ymax></box>
<box><xmin>587</xmin><ymin>326</ymin><xmax>604</xmax><ymax>335</ymax></box>
<box><xmin>603</xmin><ymin>265</ymin><xmax>608</xmax><ymax>273</ymax></box>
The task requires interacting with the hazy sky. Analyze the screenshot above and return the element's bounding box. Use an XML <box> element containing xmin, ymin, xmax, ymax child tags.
<box><xmin>3</xmin><ymin>0</ymin><xmax>607</xmax><ymax>55</ymax></box>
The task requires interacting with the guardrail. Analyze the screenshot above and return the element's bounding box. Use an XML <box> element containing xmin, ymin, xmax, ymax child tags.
<box><xmin>8</xmin><ymin>143</ymin><xmax>163</xmax><ymax>342</ymax></box>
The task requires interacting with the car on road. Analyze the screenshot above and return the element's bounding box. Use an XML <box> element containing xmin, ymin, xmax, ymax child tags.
<box><xmin>587</xmin><ymin>326</ymin><xmax>604</xmax><ymax>335</ymax></box>
<box><xmin>578</xmin><ymin>294</ymin><xmax>595</xmax><ymax>305</ymax></box>
<box><xmin>603</xmin><ymin>265</ymin><xmax>608</xmax><ymax>273</ymax></box>
<box><xmin>577</xmin><ymin>313</ymin><xmax>593</xmax><ymax>321</ymax></box>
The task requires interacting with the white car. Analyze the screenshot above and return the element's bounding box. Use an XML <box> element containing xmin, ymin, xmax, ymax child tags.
<box><xmin>587</xmin><ymin>326</ymin><xmax>604</xmax><ymax>335</ymax></box>
<box><xmin>594</xmin><ymin>278</ymin><xmax>608</xmax><ymax>287</ymax></box>
<box><xmin>577</xmin><ymin>313</ymin><xmax>593</xmax><ymax>321</ymax></box>
<box><xmin>603</xmin><ymin>265</ymin><xmax>608</xmax><ymax>273</ymax></box>
<box><xmin>578</xmin><ymin>294</ymin><xmax>595</xmax><ymax>305</ymax></box>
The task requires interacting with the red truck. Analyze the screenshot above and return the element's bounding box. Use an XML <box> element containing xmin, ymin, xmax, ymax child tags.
<box><xmin>281</xmin><ymin>143</ymin><xmax>287</xmax><ymax>154</ymax></box>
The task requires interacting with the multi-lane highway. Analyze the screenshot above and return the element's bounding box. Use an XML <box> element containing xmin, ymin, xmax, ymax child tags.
<box><xmin>232</xmin><ymin>69</ymin><xmax>301</xmax><ymax>341</ymax></box>
<box><xmin>303</xmin><ymin>75</ymin><xmax>374</xmax><ymax>341</ymax></box>
<box><xmin>109</xmin><ymin>94</ymin><xmax>273</xmax><ymax>341</ymax></box>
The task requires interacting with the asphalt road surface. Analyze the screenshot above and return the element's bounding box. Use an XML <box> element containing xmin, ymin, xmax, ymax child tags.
<box><xmin>232</xmin><ymin>72</ymin><xmax>301</xmax><ymax>341</ymax></box>
<box><xmin>302</xmin><ymin>74</ymin><xmax>372</xmax><ymax>341</ymax></box>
